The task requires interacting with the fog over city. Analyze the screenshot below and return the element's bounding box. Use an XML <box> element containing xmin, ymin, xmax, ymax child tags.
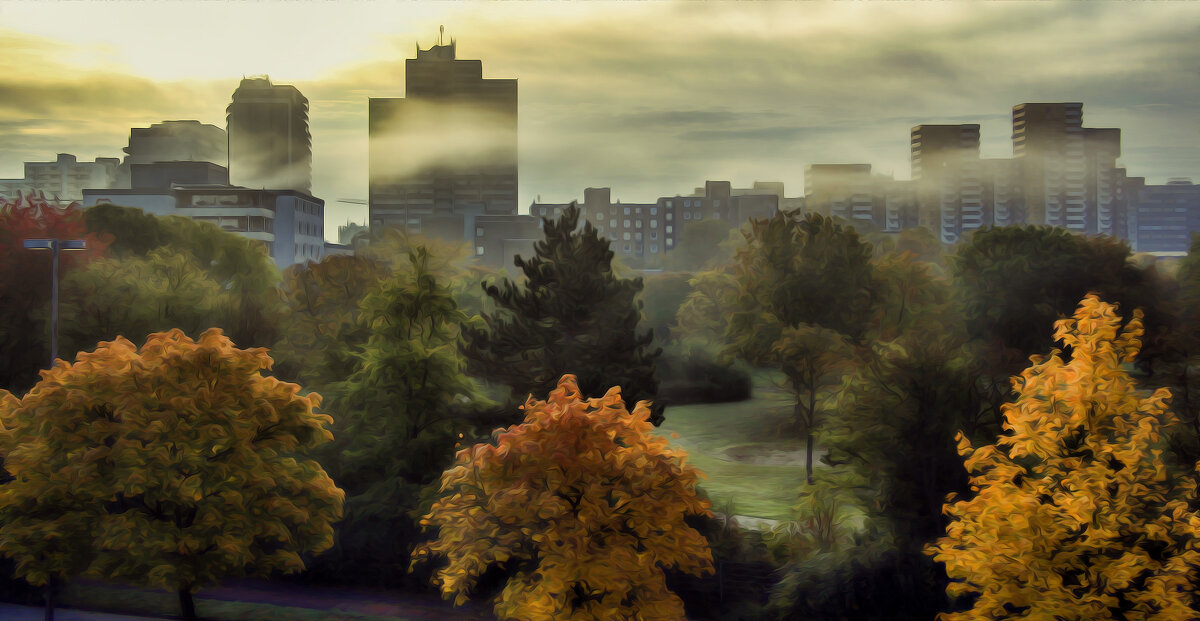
<box><xmin>1</xmin><ymin>1</ymin><xmax>1197</xmax><ymax>235</ymax></box>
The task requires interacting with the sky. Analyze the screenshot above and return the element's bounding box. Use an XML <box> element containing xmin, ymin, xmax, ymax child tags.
<box><xmin>1</xmin><ymin>1</ymin><xmax>1198</xmax><ymax>239</ymax></box>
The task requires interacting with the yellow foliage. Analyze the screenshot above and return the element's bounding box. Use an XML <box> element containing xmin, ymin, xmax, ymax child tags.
<box><xmin>927</xmin><ymin>296</ymin><xmax>1200</xmax><ymax>619</ymax></box>
<box><xmin>414</xmin><ymin>374</ymin><xmax>713</xmax><ymax>620</ymax></box>
<box><xmin>0</xmin><ymin>329</ymin><xmax>344</xmax><ymax>593</ymax></box>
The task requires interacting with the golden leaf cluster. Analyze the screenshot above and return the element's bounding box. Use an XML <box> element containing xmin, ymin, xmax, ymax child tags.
<box><xmin>928</xmin><ymin>296</ymin><xmax>1200</xmax><ymax>619</ymax></box>
<box><xmin>414</xmin><ymin>374</ymin><xmax>713</xmax><ymax>620</ymax></box>
<box><xmin>0</xmin><ymin>329</ymin><xmax>344</xmax><ymax>593</ymax></box>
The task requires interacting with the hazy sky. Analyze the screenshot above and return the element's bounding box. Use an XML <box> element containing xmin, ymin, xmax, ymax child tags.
<box><xmin>1</xmin><ymin>1</ymin><xmax>1197</xmax><ymax>237</ymax></box>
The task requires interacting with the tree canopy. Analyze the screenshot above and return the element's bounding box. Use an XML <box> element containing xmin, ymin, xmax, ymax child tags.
<box><xmin>414</xmin><ymin>374</ymin><xmax>713</xmax><ymax>620</ymax></box>
<box><xmin>927</xmin><ymin>295</ymin><xmax>1200</xmax><ymax>620</ymax></box>
<box><xmin>0</xmin><ymin>329</ymin><xmax>343</xmax><ymax>621</ymax></box>
<box><xmin>463</xmin><ymin>203</ymin><xmax>662</xmax><ymax>424</ymax></box>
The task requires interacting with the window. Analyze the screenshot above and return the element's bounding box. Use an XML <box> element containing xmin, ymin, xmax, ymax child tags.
<box><xmin>713</xmin><ymin>212</ymin><xmax>721</xmax><ymax>220</ymax></box>
<box><xmin>624</xmin><ymin>207</ymin><xmax>631</xmax><ymax>215</ymax></box>
<box><xmin>667</xmin><ymin>212</ymin><xmax>674</xmax><ymax>221</ymax></box>
<box><xmin>624</xmin><ymin>219</ymin><xmax>631</xmax><ymax>228</ymax></box>
<box><xmin>609</xmin><ymin>219</ymin><xmax>617</xmax><ymax>228</ymax></box>
<box><xmin>650</xmin><ymin>207</ymin><xmax>658</xmax><ymax>216</ymax></box>
<box><xmin>476</xmin><ymin>246</ymin><xmax>485</xmax><ymax>256</ymax></box>
<box><xmin>540</xmin><ymin>207</ymin><xmax>548</xmax><ymax>215</ymax></box>
<box><xmin>684</xmin><ymin>200</ymin><xmax>691</xmax><ymax>208</ymax></box>
<box><xmin>666</xmin><ymin>225</ymin><xmax>674</xmax><ymax>234</ymax></box>
<box><xmin>650</xmin><ymin>231</ymin><xmax>658</xmax><ymax>240</ymax></box>
<box><xmin>623</xmin><ymin>244</ymin><xmax>631</xmax><ymax>253</ymax></box>
<box><xmin>666</xmin><ymin>200</ymin><xmax>673</xmax><ymax>208</ymax></box>
<box><xmin>623</xmin><ymin>232</ymin><xmax>631</xmax><ymax>240</ymax></box>
<box><xmin>635</xmin><ymin>232</ymin><xmax>643</xmax><ymax>241</ymax></box>
<box><xmin>595</xmin><ymin>212</ymin><xmax>604</xmax><ymax>220</ymax></box>
<box><xmin>650</xmin><ymin>244</ymin><xmax>658</xmax><ymax>253</ymax></box>
<box><xmin>635</xmin><ymin>208</ymin><xmax>642</xmax><ymax>216</ymax></box>
<box><xmin>636</xmin><ymin>220</ymin><xmax>642</xmax><ymax>228</ymax></box>
<box><xmin>651</xmin><ymin>220</ymin><xmax>658</xmax><ymax>228</ymax></box>
<box><xmin>684</xmin><ymin>212</ymin><xmax>691</xmax><ymax>220</ymax></box>
<box><xmin>667</xmin><ymin>239</ymin><xmax>674</xmax><ymax>247</ymax></box>
<box><xmin>597</xmin><ymin>226</ymin><xmax>604</xmax><ymax>234</ymax></box>
<box><xmin>695</xmin><ymin>212</ymin><xmax>703</xmax><ymax>220</ymax></box>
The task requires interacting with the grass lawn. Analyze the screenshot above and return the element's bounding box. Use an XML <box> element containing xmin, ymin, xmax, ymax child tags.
<box><xmin>58</xmin><ymin>582</ymin><xmax>407</xmax><ymax>621</ymax></box>
<box><xmin>652</xmin><ymin>370</ymin><xmax>815</xmax><ymax>522</ymax></box>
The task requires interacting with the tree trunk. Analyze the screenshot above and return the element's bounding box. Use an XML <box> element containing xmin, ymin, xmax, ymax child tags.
<box><xmin>179</xmin><ymin>587</ymin><xmax>197</xmax><ymax>621</ymax></box>
<box><xmin>806</xmin><ymin>430</ymin><xmax>815</xmax><ymax>485</ymax></box>
<box><xmin>43</xmin><ymin>574</ymin><xmax>55</xmax><ymax>621</ymax></box>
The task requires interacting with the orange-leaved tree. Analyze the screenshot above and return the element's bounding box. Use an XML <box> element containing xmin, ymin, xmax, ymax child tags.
<box><xmin>413</xmin><ymin>374</ymin><xmax>713</xmax><ymax>620</ymax></box>
<box><xmin>927</xmin><ymin>295</ymin><xmax>1200</xmax><ymax>619</ymax></box>
<box><xmin>0</xmin><ymin>329</ymin><xmax>344</xmax><ymax>621</ymax></box>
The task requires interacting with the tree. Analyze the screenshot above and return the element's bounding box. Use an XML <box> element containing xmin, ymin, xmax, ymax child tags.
<box><xmin>0</xmin><ymin>329</ymin><xmax>343</xmax><ymax>621</ymax></box>
<box><xmin>725</xmin><ymin>211</ymin><xmax>874</xmax><ymax>483</ymax></box>
<box><xmin>463</xmin><ymin>203</ymin><xmax>663</xmax><ymax>424</ymax></box>
<box><xmin>927</xmin><ymin>295</ymin><xmax>1200</xmax><ymax>620</ymax></box>
<box><xmin>318</xmin><ymin>248</ymin><xmax>485</xmax><ymax>586</ymax></box>
<box><xmin>951</xmin><ymin>225</ymin><xmax>1157</xmax><ymax>372</ymax></box>
<box><xmin>57</xmin><ymin>248</ymin><xmax>232</xmax><ymax>358</ymax></box>
<box><xmin>413</xmin><ymin>374</ymin><xmax>713</xmax><ymax>620</ymax></box>
<box><xmin>0</xmin><ymin>195</ymin><xmax>108</xmax><ymax>392</ymax></box>
<box><xmin>664</xmin><ymin>218</ymin><xmax>735</xmax><ymax>271</ymax></box>
<box><xmin>84</xmin><ymin>204</ymin><xmax>282</xmax><ymax>349</ymax></box>
<box><xmin>272</xmin><ymin>254</ymin><xmax>390</xmax><ymax>387</ymax></box>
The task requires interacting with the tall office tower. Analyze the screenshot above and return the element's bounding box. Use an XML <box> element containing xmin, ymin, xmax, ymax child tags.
<box><xmin>1084</xmin><ymin>127</ymin><xmax>1124</xmax><ymax>236</ymax></box>
<box><xmin>911</xmin><ymin>124</ymin><xmax>985</xmax><ymax>243</ymax></box>
<box><xmin>226</xmin><ymin>76</ymin><xmax>312</xmax><ymax>194</ymax></box>
<box><xmin>1011</xmin><ymin>102</ymin><xmax>1087</xmax><ymax>231</ymax></box>
<box><xmin>119</xmin><ymin>120</ymin><xmax>226</xmax><ymax>188</ymax></box>
<box><xmin>804</xmin><ymin>164</ymin><xmax>881</xmax><ymax>227</ymax></box>
<box><xmin>369</xmin><ymin>37</ymin><xmax>518</xmax><ymax>237</ymax></box>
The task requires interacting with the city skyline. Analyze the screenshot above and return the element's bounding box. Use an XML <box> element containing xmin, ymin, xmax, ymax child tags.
<box><xmin>1</xmin><ymin>1</ymin><xmax>1197</xmax><ymax>237</ymax></box>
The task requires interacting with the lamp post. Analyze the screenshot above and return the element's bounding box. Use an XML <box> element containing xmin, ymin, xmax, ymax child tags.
<box><xmin>23</xmin><ymin>238</ymin><xmax>86</xmax><ymax>368</ymax></box>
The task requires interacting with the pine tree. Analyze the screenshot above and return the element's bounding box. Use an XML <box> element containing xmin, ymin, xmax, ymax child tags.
<box><xmin>463</xmin><ymin>203</ymin><xmax>663</xmax><ymax>424</ymax></box>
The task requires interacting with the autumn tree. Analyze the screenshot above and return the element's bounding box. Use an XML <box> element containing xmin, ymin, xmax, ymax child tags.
<box><xmin>725</xmin><ymin>211</ymin><xmax>874</xmax><ymax>483</ymax></box>
<box><xmin>414</xmin><ymin>375</ymin><xmax>713</xmax><ymax>620</ymax></box>
<box><xmin>317</xmin><ymin>248</ymin><xmax>484</xmax><ymax>586</ymax></box>
<box><xmin>0</xmin><ymin>195</ymin><xmax>108</xmax><ymax>392</ymax></box>
<box><xmin>927</xmin><ymin>295</ymin><xmax>1200</xmax><ymax>620</ymax></box>
<box><xmin>0</xmin><ymin>329</ymin><xmax>343</xmax><ymax>621</ymax></box>
<box><xmin>463</xmin><ymin>203</ymin><xmax>663</xmax><ymax>424</ymax></box>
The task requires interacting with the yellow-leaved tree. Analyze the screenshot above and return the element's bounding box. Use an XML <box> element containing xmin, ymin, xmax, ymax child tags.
<box><xmin>927</xmin><ymin>295</ymin><xmax>1200</xmax><ymax>619</ymax></box>
<box><xmin>0</xmin><ymin>329</ymin><xmax>344</xmax><ymax>621</ymax></box>
<box><xmin>413</xmin><ymin>374</ymin><xmax>713</xmax><ymax>620</ymax></box>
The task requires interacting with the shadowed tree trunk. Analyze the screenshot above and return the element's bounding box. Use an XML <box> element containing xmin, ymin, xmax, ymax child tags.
<box><xmin>179</xmin><ymin>586</ymin><xmax>197</xmax><ymax>621</ymax></box>
<box><xmin>43</xmin><ymin>574</ymin><xmax>55</xmax><ymax>621</ymax></box>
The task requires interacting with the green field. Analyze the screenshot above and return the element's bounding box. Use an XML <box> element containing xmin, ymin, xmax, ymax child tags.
<box><xmin>651</xmin><ymin>372</ymin><xmax>815</xmax><ymax>522</ymax></box>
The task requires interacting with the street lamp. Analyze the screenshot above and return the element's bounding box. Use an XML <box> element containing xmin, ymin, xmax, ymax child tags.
<box><xmin>23</xmin><ymin>238</ymin><xmax>86</xmax><ymax>368</ymax></box>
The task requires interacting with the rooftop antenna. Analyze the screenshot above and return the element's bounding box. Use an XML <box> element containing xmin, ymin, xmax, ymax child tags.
<box><xmin>439</xmin><ymin>25</ymin><xmax>444</xmax><ymax>45</ymax></box>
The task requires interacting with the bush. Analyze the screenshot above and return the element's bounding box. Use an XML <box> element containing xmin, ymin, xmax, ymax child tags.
<box><xmin>658</xmin><ymin>348</ymin><xmax>752</xmax><ymax>405</ymax></box>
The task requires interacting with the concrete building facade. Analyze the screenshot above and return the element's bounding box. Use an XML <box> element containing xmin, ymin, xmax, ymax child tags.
<box><xmin>0</xmin><ymin>153</ymin><xmax>120</xmax><ymax>203</ymax></box>
<box><xmin>369</xmin><ymin>39</ymin><xmax>518</xmax><ymax>238</ymax></box>
<box><xmin>120</xmin><ymin>120</ymin><xmax>226</xmax><ymax>187</ymax></box>
<box><xmin>226</xmin><ymin>77</ymin><xmax>312</xmax><ymax>194</ymax></box>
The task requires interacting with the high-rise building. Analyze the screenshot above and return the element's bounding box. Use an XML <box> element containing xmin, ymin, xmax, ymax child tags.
<box><xmin>804</xmin><ymin>164</ymin><xmax>880</xmax><ymax>227</ymax></box>
<box><xmin>369</xmin><ymin>37</ymin><xmax>518</xmax><ymax>238</ymax></box>
<box><xmin>1128</xmin><ymin>178</ymin><xmax>1200</xmax><ymax>254</ymax></box>
<box><xmin>226</xmin><ymin>76</ymin><xmax>312</xmax><ymax>193</ymax></box>
<box><xmin>911</xmin><ymin>124</ymin><xmax>985</xmax><ymax>243</ymax></box>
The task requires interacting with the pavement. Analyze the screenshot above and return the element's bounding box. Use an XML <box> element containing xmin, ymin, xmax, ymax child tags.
<box><xmin>0</xmin><ymin>603</ymin><xmax>162</xmax><ymax>620</ymax></box>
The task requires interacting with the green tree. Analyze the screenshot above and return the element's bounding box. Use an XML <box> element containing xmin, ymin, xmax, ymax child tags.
<box><xmin>57</xmin><ymin>248</ymin><xmax>232</xmax><ymax>358</ymax></box>
<box><xmin>927</xmin><ymin>295</ymin><xmax>1200</xmax><ymax>620</ymax></box>
<box><xmin>463</xmin><ymin>203</ymin><xmax>663</xmax><ymax>424</ymax></box>
<box><xmin>414</xmin><ymin>374</ymin><xmax>713</xmax><ymax>620</ymax></box>
<box><xmin>84</xmin><ymin>204</ymin><xmax>282</xmax><ymax>349</ymax></box>
<box><xmin>665</xmin><ymin>218</ymin><xmax>735</xmax><ymax>271</ymax></box>
<box><xmin>0</xmin><ymin>329</ymin><xmax>343</xmax><ymax>621</ymax></box>
<box><xmin>725</xmin><ymin>211</ymin><xmax>874</xmax><ymax>483</ymax></box>
<box><xmin>272</xmin><ymin>254</ymin><xmax>390</xmax><ymax>387</ymax></box>
<box><xmin>317</xmin><ymin>248</ymin><xmax>485</xmax><ymax>586</ymax></box>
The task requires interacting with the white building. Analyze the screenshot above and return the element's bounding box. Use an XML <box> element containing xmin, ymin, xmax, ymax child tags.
<box><xmin>82</xmin><ymin>184</ymin><xmax>325</xmax><ymax>269</ymax></box>
<box><xmin>1</xmin><ymin>153</ymin><xmax>121</xmax><ymax>203</ymax></box>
